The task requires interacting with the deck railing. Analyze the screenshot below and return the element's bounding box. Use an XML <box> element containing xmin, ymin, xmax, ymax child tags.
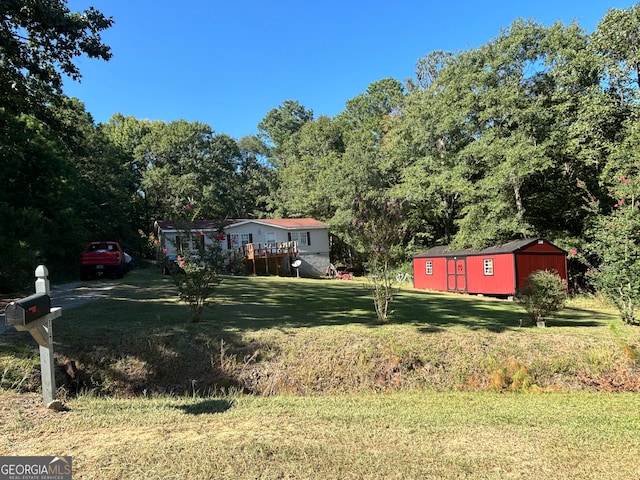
<box><xmin>242</xmin><ymin>241</ymin><xmax>298</xmax><ymax>260</ymax></box>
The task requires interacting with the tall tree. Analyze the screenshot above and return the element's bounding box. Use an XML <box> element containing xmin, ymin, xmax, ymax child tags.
<box><xmin>583</xmin><ymin>4</ymin><xmax>640</xmax><ymax>321</ymax></box>
<box><xmin>58</xmin><ymin>102</ymin><xmax>138</xmax><ymax>244</ymax></box>
<box><xmin>137</xmin><ymin>120</ymin><xmax>244</xmax><ymax>222</ymax></box>
<box><xmin>257</xmin><ymin>100</ymin><xmax>314</xmax><ymax>167</ymax></box>
<box><xmin>407</xmin><ymin>50</ymin><xmax>453</xmax><ymax>91</ymax></box>
<box><xmin>524</xmin><ymin>22</ymin><xmax>604</xmax><ymax>245</ymax></box>
<box><xmin>393</xmin><ymin>56</ymin><xmax>475</xmax><ymax>247</ymax></box>
<box><xmin>234</xmin><ymin>135</ymin><xmax>274</xmax><ymax>218</ymax></box>
<box><xmin>587</xmin><ymin>122</ymin><xmax>640</xmax><ymax>324</ymax></box>
<box><xmin>0</xmin><ymin>99</ymin><xmax>136</xmax><ymax>290</ymax></box>
<box><xmin>419</xmin><ymin>20</ymin><xmax>599</xmax><ymax>249</ymax></box>
<box><xmin>592</xmin><ymin>4</ymin><xmax>640</xmax><ymax>99</ymax></box>
<box><xmin>451</xmin><ymin>21</ymin><xmax>552</xmax><ymax>247</ymax></box>
<box><xmin>271</xmin><ymin>115</ymin><xmax>344</xmax><ymax>219</ymax></box>
<box><xmin>0</xmin><ymin>0</ymin><xmax>113</xmax><ymax>289</ymax></box>
<box><xmin>0</xmin><ymin>0</ymin><xmax>112</xmax><ymax>121</ymax></box>
<box><xmin>333</xmin><ymin>79</ymin><xmax>406</xmax><ymax>239</ymax></box>
<box><xmin>0</xmin><ymin>114</ymin><xmax>70</xmax><ymax>290</ymax></box>
<box><xmin>101</xmin><ymin>114</ymin><xmax>155</xmax><ymax>232</ymax></box>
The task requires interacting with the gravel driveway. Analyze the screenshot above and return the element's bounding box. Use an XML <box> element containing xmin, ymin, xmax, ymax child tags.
<box><xmin>1</xmin><ymin>281</ymin><xmax>117</xmax><ymax>335</ymax></box>
<box><xmin>47</xmin><ymin>281</ymin><xmax>118</xmax><ymax>310</ymax></box>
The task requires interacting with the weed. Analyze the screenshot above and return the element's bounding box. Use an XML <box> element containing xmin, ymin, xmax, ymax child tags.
<box><xmin>487</xmin><ymin>360</ymin><xmax>533</xmax><ymax>392</ymax></box>
<box><xmin>0</xmin><ymin>348</ymin><xmax>40</xmax><ymax>392</ymax></box>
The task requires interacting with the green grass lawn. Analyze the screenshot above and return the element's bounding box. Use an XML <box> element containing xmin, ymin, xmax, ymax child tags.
<box><xmin>2</xmin><ymin>265</ymin><xmax>637</xmax><ymax>396</ymax></box>
<box><xmin>1</xmin><ymin>390</ymin><xmax>639</xmax><ymax>479</ymax></box>
<box><xmin>1</xmin><ymin>265</ymin><xmax>640</xmax><ymax>479</ymax></box>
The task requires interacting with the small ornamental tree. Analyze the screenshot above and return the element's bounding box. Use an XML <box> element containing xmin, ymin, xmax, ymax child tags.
<box><xmin>171</xmin><ymin>229</ymin><xmax>225</xmax><ymax>323</ymax></box>
<box><xmin>351</xmin><ymin>196</ymin><xmax>408</xmax><ymax>323</ymax></box>
<box><xmin>515</xmin><ymin>270</ymin><xmax>568</xmax><ymax>326</ymax></box>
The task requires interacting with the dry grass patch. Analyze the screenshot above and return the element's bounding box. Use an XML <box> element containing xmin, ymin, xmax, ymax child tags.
<box><xmin>1</xmin><ymin>391</ymin><xmax>640</xmax><ymax>479</ymax></box>
<box><xmin>233</xmin><ymin>324</ymin><xmax>640</xmax><ymax>394</ymax></box>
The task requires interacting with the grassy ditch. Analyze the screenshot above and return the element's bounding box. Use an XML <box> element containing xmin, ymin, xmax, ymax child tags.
<box><xmin>2</xmin><ymin>267</ymin><xmax>640</xmax><ymax>478</ymax></box>
<box><xmin>1</xmin><ymin>265</ymin><xmax>638</xmax><ymax>397</ymax></box>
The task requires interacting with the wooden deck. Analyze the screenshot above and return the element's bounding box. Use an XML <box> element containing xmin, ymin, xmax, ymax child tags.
<box><xmin>242</xmin><ymin>241</ymin><xmax>298</xmax><ymax>275</ymax></box>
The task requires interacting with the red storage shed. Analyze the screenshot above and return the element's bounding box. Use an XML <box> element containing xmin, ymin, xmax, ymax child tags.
<box><xmin>412</xmin><ymin>238</ymin><xmax>567</xmax><ymax>297</ymax></box>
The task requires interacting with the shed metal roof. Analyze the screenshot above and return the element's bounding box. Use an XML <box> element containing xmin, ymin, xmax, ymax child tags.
<box><xmin>413</xmin><ymin>238</ymin><xmax>565</xmax><ymax>259</ymax></box>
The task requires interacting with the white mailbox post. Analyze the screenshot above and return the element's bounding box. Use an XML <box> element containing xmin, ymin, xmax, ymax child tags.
<box><xmin>5</xmin><ymin>266</ymin><xmax>63</xmax><ymax>409</ymax></box>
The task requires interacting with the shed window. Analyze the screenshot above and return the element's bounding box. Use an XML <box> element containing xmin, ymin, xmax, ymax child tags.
<box><xmin>483</xmin><ymin>258</ymin><xmax>494</xmax><ymax>276</ymax></box>
<box><xmin>425</xmin><ymin>261</ymin><xmax>433</xmax><ymax>275</ymax></box>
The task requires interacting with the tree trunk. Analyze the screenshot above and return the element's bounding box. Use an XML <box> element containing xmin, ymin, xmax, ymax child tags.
<box><xmin>510</xmin><ymin>173</ymin><xmax>524</xmax><ymax>213</ymax></box>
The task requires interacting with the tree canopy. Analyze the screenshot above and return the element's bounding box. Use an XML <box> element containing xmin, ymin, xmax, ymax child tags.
<box><xmin>0</xmin><ymin>0</ymin><xmax>112</xmax><ymax>126</ymax></box>
<box><xmin>0</xmin><ymin>0</ymin><xmax>113</xmax><ymax>289</ymax></box>
<box><xmin>4</xmin><ymin>1</ymin><xmax>640</xmax><ymax>325</ymax></box>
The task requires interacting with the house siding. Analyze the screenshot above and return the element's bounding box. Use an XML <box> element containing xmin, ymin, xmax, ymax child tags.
<box><xmin>413</xmin><ymin>257</ymin><xmax>447</xmax><ymax>291</ymax></box>
<box><xmin>223</xmin><ymin>222</ymin><xmax>330</xmax><ymax>277</ymax></box>
<box><xmin>515</xmin><ymin>252</ymin><xmax>567</xmax><ymax>290</ymax></box>
<box><xmin>156</xmin><ymin>218</ymin><xmax>330</xmax><ymax>278</ymax></box>
<box><xmin>160</xmin><ymin>230</ymin><xmax>217</xmax><ymax>257</ymax></box>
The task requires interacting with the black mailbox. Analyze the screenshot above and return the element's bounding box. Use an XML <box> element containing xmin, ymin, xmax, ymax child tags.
<box><xmin>4</xmin><ymin>293</ymin><xmax>51</xmax><ymax>326</ymax></box>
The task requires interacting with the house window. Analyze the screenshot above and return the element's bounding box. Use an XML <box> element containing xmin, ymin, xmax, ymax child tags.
<box><xmin>425</xmin><ymin>261</ymin><xmax>433</xmax><ymax>275</ymax></box>
<box><xmin>174</xmin><ymin>234</ymin><xmax>204</xmax><ymax>252</ymax></box>
<box><xmin>290</xmin><ymin>231</ymin><xmax>309</xmax><ymax>246</ymax></box>
<box><xmin>240</xmin><ymin>233</ymin><xmax>251</xmax><ymax>246</ymax></box>
<box><xmin>483</xmin><ymin>258</ymin><xmax>494</xmax><ymax>276</ymax></box>
<box><xmin>266</xmin><ymin>231</ymin><xmax>276</xmax><ymax>243</ymax></box>
<box><xmin>188</xmin><ymin>234</ymin><xmax>204</xmax><ymax>251</ymax></box>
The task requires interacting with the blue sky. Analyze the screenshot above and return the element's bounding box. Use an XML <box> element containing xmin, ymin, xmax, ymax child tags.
<box><xmin>64</xmin><ymin>1</ymin><xmax>636</xmax><ymax>140</ymax></box>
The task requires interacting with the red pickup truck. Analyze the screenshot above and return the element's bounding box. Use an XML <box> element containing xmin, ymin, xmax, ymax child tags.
<box><xmin>80</xmin><ymin>241</ymin><xmax>128</xmax><ymax>280</ymax></box>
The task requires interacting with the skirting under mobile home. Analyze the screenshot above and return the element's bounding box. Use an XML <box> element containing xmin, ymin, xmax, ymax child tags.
<box><xmin>412</xmin><ymin>238</ymin><xmax>567</xmax><ymax>296</ymax></box>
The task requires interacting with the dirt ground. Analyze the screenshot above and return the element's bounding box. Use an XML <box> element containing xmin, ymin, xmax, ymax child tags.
<box><xmin>0</xmin><ymin>391</ymin><xmax>65</xmax><ymax>421</ymax></box>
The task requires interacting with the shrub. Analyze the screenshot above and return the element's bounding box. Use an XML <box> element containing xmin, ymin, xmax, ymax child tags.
<box><xmin>172</xmin><ymin>237</ymin><xmax>225</xmax><ymax>323</ymax></box>
<box><xmin>173</xmin><ymin>262</ymin><xmax>221</xmax><ymax>322</ymax></box>
<box><xmin>515</xmin><ymin>270</ymin><xmax>568</xmax><ymax>326</ymax></box>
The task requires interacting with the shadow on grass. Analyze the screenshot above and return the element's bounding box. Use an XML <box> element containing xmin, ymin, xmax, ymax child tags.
<box><xmin>44</xmin><ymin>272</ymin><xmax>265</xmax><ymax>396</ymax></box>
<box><xmin>214</xmin><ymin>276</ymin><xmax>376</xmax><ymax>330</ymax></box>
<box><xmin>5</xmin><ymin>269</ymin><xmax>615</xmax><ymax>397</ymax></box>
<box><xmin>213</xmin><ymin>276</ymin><xmax>530</xmax><ymax>332</ymax></box>
<box><xmin>57</xmin><ymin>272</ymin><xmax>614</xmax><ymax>333</ymax></box>
<box><xmin>391</xmin><ymin>291</ymin><xmax>518</xmax><ymax>333</ymax></box>
<box><xmin>176</xmin><ymin>399</ymin><xmax>234</xmax><ymax>415</ymax></box>
<box><xmin>545</xmin><ymin>306</ymin><xmax>613</xmax><ymax>328</ymax></box>
<box><xmin>52</xmin><ymin>309</ymin><xmax>261</xmax><ymax>397</ymax></box>
<box><xmin>395</xmin><ymin>293</ymin><xmax>612</xmax><ymax>333</ymax></box>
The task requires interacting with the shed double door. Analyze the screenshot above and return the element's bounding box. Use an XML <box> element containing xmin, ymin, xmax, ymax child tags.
<box><xmin>446</xmin><ymin>257</ymin><xmax>467</xmax><ymax>292</ymax></box>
